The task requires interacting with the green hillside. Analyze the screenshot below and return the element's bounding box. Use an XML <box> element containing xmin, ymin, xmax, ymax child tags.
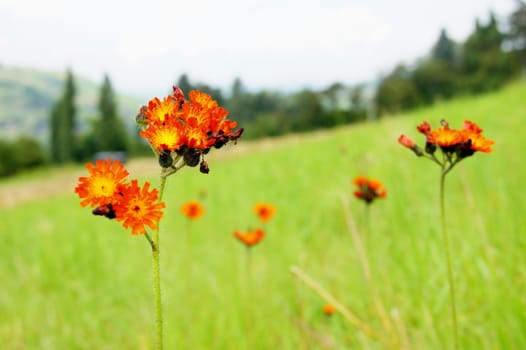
<box><xmin>0</xmin><ymin>81</ymin><xmax>525</xmax><ymax>349</ymax></box>
<box><xmin>0</xmin><ymin>65</ymin><xmax>143</xmax><ymax>144</ymax></box>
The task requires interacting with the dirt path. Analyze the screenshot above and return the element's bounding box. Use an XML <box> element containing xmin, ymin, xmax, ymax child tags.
<box><xmin>0</xmin><ymin>158</ymin><xmax>158</xmax><ymax>209</ymax></box>
<box><xmin>0</xmin><ymin>130</ymin><xmax>334</xmax><ymax>209</ymax></box>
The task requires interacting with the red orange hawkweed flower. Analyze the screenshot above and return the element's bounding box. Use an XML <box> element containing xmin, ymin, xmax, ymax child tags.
<box><xmin>75</xmin><ymin>159</ymin><xmax>129</xmax><ymax>207</ymax></box>
<box><xmin>233</xmin><ymin>228</ymin><xmax>265</xmax><ymax>247</ymax></box>
<box><xmin>138</xmin><ymin>86</ymin><xmax>243</xmax><ymax>173</ymax></box>
<box><xmin>180</xmin><ymin>200</ymin><xmax>205</xmax><ymax>220</ymax></box>
<box><xmin>399</xmin><ymin>119</ymin><xmax>494</xmax><ymax>158</ymax></box>
<box><xmin>253</xmin><ymin>203</ymin><xmax>276</xmax><ymax>223</ymax></box>
<box><xmin>114</xmin><ymin>180</ymin><xmax>166</xmax><ymax>235</ymax></box>
<box><xmin>353</xmin><ymin>176</ymin><xmax>387</xmax><ymax>204</ymax></box>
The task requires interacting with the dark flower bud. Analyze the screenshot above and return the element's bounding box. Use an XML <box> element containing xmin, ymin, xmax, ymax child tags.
<box><xmin>183</xmin><ymin>148</ymin><xmax>201</xmax><ymax>167</ymax></box>
<box><xmin>158</xmin><ymin>150</ymin><xmax>173</xmax><ymax>168</ymax></box>
<box><xmin>172</xmin><ymin>86</ymin><xmax>185</xmax><ymax>107</ymax></box>
<box><xmin>200</xmin><ymin>159</ymin><xmax>210</xmax><ymax>174</ymax></box>
<box><xmin>92</xmin><ymin>204</ymin><xmax>116</xmax><ymax>219</ymax></box>
<box><xmin>425</xmin><ymin>141</ymin><xmax>437</xmax><ymax>155</ymax></box>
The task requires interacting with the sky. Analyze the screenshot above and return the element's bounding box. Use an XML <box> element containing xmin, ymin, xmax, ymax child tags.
<box><xmin>0</xmin><ymin>0</ymin><xmax>517</xmax><ymax>98</ymax></box>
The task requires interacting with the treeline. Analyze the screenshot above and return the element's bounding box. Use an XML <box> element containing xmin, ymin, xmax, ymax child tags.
<box><xmin>376</xmin><ymin>6</ymin><xmax>526</xmax><ymax>114</ymax></box>
<box><xmin>0</xmin><ymin>71</ymin><xmax>136</xmax><ymax>177</ymax></box>
<box><xmin>2</xmin><ymin>3</ymin><xmax>525</xmax><ymax>177</ymax></box>
<box><xmin>176</xmin><ymin>74</ymin><xmax>368</xmax><ymax>139</ymax></box>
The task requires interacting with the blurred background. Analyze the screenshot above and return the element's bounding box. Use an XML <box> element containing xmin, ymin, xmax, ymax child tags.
<box><xmin>0</xmin><ymin>0</ymin><xmax>523</xmax><ymax>174</ymax></box>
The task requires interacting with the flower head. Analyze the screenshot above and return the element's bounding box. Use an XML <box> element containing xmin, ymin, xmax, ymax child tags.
<box><xmin>140</xmin><ymin>117</ymin><xmax>186</xmax><ymax>152</ymax></box>
<box><xmin>114</xmin><ymin>180</ymin><xmax>165</xmax><ymax>235</ymax></box>
<box><xmin>253</xmin><ymin>202</ymin><xmax>276</xmax><ymax>223</ymax></box>
<box><xmin>180</xmin><ymin>200</ymin><xmax>205</xmax><ymax>220</ymax></box>
<box><xmin>353</xmin><ymin>176</ymin><xmax>387</xmax><ymax>204</ymax></box>
<box><xmin>400</xmin><ymin>119</ymin><xmax>494</xmax><ymax>160</ymax></box>
<box><xmin>138</xmin><ymin>87</ymin><xmax>243</xmax><ymax>173</ymax></box>
<box><xmin>428</xmin><ymin>127</ymin><xmax>463</xmax><ymax>148</ymax></box>
<box><xmin>75</xmin><ymin>159</ymin><xmax>129</xmax><ymax>207</ymax></box>
<box><xmin>233</xmin><ymin>228</ymin><xmax>265</xmax><ymax>247</ymax></box>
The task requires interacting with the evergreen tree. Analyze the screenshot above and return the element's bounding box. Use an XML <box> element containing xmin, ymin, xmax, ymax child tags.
<box><xmin>462</xmin><ymin>13</ymin><xmax>513</xmax><ymax>91</ymax></box>
<box><xmin>177</xmin><ymin>74</ymin><xmax>193</xmax><ymax>93</ymax></box>
<box><xmin>432</xmin><ymin>29</ymin><xmax>456</xmax><ymax>65</ymax></box>
<box><xmin>508</xmin><ymin>0</ymin><xmax>526</xmax><ymax>69</ymax></box>
<box><xmin>50</xmin><ymin>69</ymin><xmax>76</xmax><ymax>163</ymax></box>
<box><xmin>91</xmin><ymin>75</ymin><xmax>129</xmax><ymax>152</ymax></box>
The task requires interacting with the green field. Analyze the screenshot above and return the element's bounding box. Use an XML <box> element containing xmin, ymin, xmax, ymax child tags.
<box><xmin>1</xmin><ymin>81</ymin><xmax>525</xmax><ymax>349</ymax></box>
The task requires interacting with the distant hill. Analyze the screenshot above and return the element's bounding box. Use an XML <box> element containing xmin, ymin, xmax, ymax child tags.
<box><xmin>0</xmin><ymin>65</ymin><xmax>143</xmax><ymax>145</ymax></box>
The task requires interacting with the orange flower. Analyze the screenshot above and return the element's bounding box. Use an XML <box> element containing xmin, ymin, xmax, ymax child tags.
<box><xmin>140</xmin><ymin>117</ymin><xmax>186</xmax><ymax>152</ymax></box>
<box><xmin>323</xmin><ymin>304</ymin><xmax>336</xmax><ymax>316</ymax></box>
<box><xmin>75</xmin><ymin>159</ymin><xmax>129</xmax><ymax>208</ymax></box>
<box><xmin>428</xmin><ymin>127</ymin><xmax>462</xmax><ymax>147</ymax></box>
<box><xmin>463</xmin><ymin>120</ymin><xmax>483</xmax><ymax>134</ymax></box>
<box><xmin>253</xmin><ymin>203</ymin><xmax>276</xmax><ymax>223</ymax></box>
<box><xmin>353</xmin><ymin>176</ymin><xmax>387</xmax><ymax>204</ymax></box>
<box><xmin>233</xmin><ymin>228</ymin><xmax>265</xmax><ymax>247</ymax></box>
<box><xmin>180</xmin><ymin>200</ymin><xmax>205</xmax><ymax>220</ymax></box>
<box><xmin>114</xmin><ymin>180</ymin><xmax>165</xmax><ymax>235</ymax></box>
<box><xmin>460</xmin><ymin>131</ymin><xmax>494</xmax><ymax>153</ymax></box>
<box><xmin>140</xmin><ymin>94</ymin><xmax>179</xmax><ymax>124</ymax></box>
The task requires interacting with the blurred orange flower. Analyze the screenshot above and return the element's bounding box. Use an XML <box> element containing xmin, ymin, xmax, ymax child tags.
<box><xmin>233</xmin><ymin>228</ymin><xmax>265</xmax><ymax>247</ymax></box>
<box><xmin>114</xmin><ymin>180</ymin><xmax>166</xmax><ymax>235</ymax></box>
<box><xmin>253</xmin><ymin>203</ymin><xmax>276</xmax><ymax>223</ymax></box>
<box><xmin>353</xmin><ymin>176</ymin><xmax>387</xmax><ymax>204</ymax></box>
<box><xmin>75</xmin><ymin>159</ymin><xmax>129</xmax><ymax>208</ymax></box>
<box><xmin>399</xmin><ymin>119</ymin><xmax>494</xmax><ymax>158</ymax></box>
<box><xmin>323</xmin><ymin>304</ymin><xmax>336</xmax><ymax>316</ymax></box>
<box><xmin>180</xmin><ymin>200</ymin><xmax>205</xmax><ymax>220</ymax></box>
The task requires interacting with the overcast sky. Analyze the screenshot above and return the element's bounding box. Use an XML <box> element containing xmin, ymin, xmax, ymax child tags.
<box><xmin>0</xmin><ymin>0</ymin><xmax>517</xmax><ymax>98</ymax></box>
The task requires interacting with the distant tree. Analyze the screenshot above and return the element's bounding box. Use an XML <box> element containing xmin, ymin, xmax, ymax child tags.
<box><xmin>12</xmin><ymin>136</ymin><xmax>47</xmax><ymax>169</ymax></box>
<box><xmin>0</xmin><ymin>140</ymin><xmax>16</xmax><ymax>177</ymax></box>
<box><xmin>177</xmin><ymin>74</ymin><xmax>193</xmax><ymax>94</ymax></box>
<box><xmin>507</xmin><ymin>0</ymin><xmax>526</xmax><ymax>69</ymax></box>
<box><xmin>286</xmin><ymin>89</ymin><xmax>323</xmax><ymax>131</ymax></box>
<box><xmin>375</xmin><ymin>65</ymin><xmax>422</xmax><ymax>115</ymax></box>
<box><xmin>90</xmin><ymin>75</ymin><xmax>129</xmax><ymax>152</ymax></box>
<box><xmin>432</xmin><ymin>29</ymin><xmax>457</xmax><ymax>65</ymax></box>
<box><xmin>50</xmin><ymin>69</ymin><xmax>76</xmax><ymax>163</ymax></box>
<box><xmin>462</xmin><ymin>13</ymin><xmax>514</xmax><ymax>91</ymax></box>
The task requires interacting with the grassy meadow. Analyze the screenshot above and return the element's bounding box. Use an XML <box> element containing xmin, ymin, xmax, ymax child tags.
<box><xmin>1</xmin><ymin>81</ymin><xmax>525</xmax><ymax>349</ymax></box>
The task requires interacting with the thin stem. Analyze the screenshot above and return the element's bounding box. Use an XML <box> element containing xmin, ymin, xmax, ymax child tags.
<box><xmin>290</xmin><ymin>265</ymin><xmax>380</xmax><ymax>341</ymax></box>
<box><xmin>152</xmin><ymin>175</ymin><xmax>168</xmax><ymax>350</ymax></box>
<box><xmin>439</xmin><ymin>170</ymin><xmax>459</xmax><ymax>350</ymax></box>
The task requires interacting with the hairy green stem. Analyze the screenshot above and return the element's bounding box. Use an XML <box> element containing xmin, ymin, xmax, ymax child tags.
<box><xmin>440</xmin><ymin>169</ymin><xmax>459</xmax><ymax>350</ymax></box>
<box><xmin>152</xmin><ymin>175</ymin><xmax>167</xmax><ymax>350</ymax></box>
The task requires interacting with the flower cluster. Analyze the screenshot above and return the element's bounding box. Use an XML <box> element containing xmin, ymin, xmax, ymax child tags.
<box><xmin>353</xmin><ymin>176</ymin><xmax>387</xmax><ymax>204</ymax></box>
<box><xmin>137</xmin><ymin>87</ymin><xmax>243</xmax><ymax>175</ymax></box>
<box><xmin>180</xmin><ymin>200</ymin><xmax>205</xmax><ymax>220</ymax></box>
<box><xmin>75</xmin><ymin>159</ymin><xmax>165</xmax><ymax>235</ymax></box>
<box><xmin>398</xmin><ymin>119</ymin><xmax>494</xmax><ymax>160</ymax></box>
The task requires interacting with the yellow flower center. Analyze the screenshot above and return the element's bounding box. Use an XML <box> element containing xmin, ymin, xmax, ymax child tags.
<box><xmin>89</xmin><ymin>176</ymin><xmax>117</xmax><ymax>198</ymax></box>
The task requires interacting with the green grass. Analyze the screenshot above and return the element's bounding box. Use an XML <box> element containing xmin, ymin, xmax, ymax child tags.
<box><xmin>1</xmin><ymin>81</ymin><xmax>526</xmax><ymax>349</ymax></box>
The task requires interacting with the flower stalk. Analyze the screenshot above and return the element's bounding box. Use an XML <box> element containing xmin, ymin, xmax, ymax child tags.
<box><xmin>398</xmin><ymin>119</ymin><xmax>494</xmax><ymax>349</ymax></box>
